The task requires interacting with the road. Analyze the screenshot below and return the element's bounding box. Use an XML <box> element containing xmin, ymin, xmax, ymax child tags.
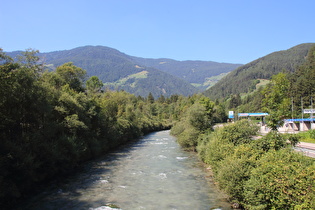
<box><xmin>295</xmin><ymin>142</ymin><xmax>315</xmax><ymax>158</ymax></box>
<box><xmin>258</xmin><ymin>125</ymin><xmax>315</xmax><ymax>158</ymax></box>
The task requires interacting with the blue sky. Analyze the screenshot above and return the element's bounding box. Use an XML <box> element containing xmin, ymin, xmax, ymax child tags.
<box><xmin>1</xmin><ymin>0</ymin><xmax>314</xmax><ymax>64</ymax></box>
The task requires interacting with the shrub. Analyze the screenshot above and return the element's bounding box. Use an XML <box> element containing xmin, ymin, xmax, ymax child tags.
<box><xmin>197</xmin><ymin>129</ymin><xmax>234</xmax><ymax>172</ymax></box>
<box><xmin>215</xmin><ymin>144</ymin><xmax>261</xmax><ymax>204</ymax></box>
<box><xmin>220</xmin><ymin>120</ymin><xmax>259</xmax><ymax>146</ymax></box>
<box><xmin>170</xmin><ymin>121</ymin><xmax>186</xmax><ymax>136</ymax></box>
<box><xmin>243</xmin><ymin>149</ymin><xmax>315</xmax><ymax>209</ymax></box>
<box><xmin>197</xmin><ymin>120</ymin><xmax>259</xmax><ymax>173</ymax></box>
<box><xmin>252</xmin><ymin>131</ymin><xmax>288</xmax><ymax>152</ymax></box>
<box><xmin>177</xmin><ymin>127</ymin><xmax>200</xmax><ymax>149</ymax></box>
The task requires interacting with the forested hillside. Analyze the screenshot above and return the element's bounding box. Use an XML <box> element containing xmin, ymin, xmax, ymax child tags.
<box><xmin>132</xmin><ymin>57</ymin><xmax>242</xmax><ymax>90</ymax></box>
<box><xmin>7</xmin><ymin>45</ymin><xmax>241</xmax><ymax>96</ymax></box>
<box><xmin>204</xmin><ymin>43</ymin><xmax>315</xmax><ymax>99</ymax></box>
<box><xmin>7</xmin><ymin>46</ymin><xmax>198</xmax><ymax>98</ymax></box>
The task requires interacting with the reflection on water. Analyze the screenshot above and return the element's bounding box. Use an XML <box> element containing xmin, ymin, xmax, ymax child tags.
<box><xmin>23</xmin><ymin>130</ymin><xmax>230</xmax><ymax>210</ymax></box>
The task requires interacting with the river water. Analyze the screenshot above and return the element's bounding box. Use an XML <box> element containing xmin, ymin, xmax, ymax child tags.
<box><xmin>23</xmin><ymin>130</ymin><xmax>231</xmax><ymax>210</ymax></box>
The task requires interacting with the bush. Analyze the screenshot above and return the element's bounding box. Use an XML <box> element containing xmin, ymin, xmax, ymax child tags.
<box><xmin>171</xmin><ymin>102</ymin><xmax>213</xmax><ymax>149</ymax></box>
<box><xmin>196</xmin><ymin>120</ymin><xmax>315</xmax><ymax>208</ymax></box>
<box><xmin>197</xmin><ymin>120</ymin><xmax>259</xmax><ymax>173</ymax></box>
<box><xmin>214</xmin><ymin>144</ymin><xmax>261</xmax><ymax>204</ymax></box>
<box><xmin>252</xmin><ymin>131</ymin><xmax>289</xmax><ymax>152</ymax></box>
<box><xmin>220</xmin><ymin>120</ymin><xmax>259</xmax><ymax>146</ymax></box>
<box><xmin>198</xmin><ymin>133</ymin><xmax>234</xmax><ymax>172</ymax></box>
<box><xmin>243</xmin><ymin>149</ymin><xmax>315</xmax><ymax>209</ymax></box>
<box><xmin>177</xmin><ymin>127</ymin><xmax>200</xmax><ymax>149</ymax></box>
<box><xmin>170</xmin><ymin>121</ymin><xmax>186</xmax><ymax>136</ymax></box>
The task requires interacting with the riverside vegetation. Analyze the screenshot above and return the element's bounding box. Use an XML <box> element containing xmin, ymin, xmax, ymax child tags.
<box><xmin>171</xmin><ymin>46</ymin><xmax>315</xmax><ymax>208</ymax></box>
<box><xmin>0</xmin><ymin>49</ymin><xmax>181</xmax><ymax>207</ymax></box>
<box><xmin>172</xmin><ymin>118</ymin><xmax>315</xmax><ymax>209</ymax></box>
<box><xmin>1</xmin><ymin>44</ymin><xmax>315</xmax><ymax>209</ymax></box>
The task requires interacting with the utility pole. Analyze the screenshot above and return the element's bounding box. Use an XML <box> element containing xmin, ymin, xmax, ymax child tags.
<box><xmin>291</xmin><ymin>97</ymin><xmax>294</xmax><ymax>120</ymax></box>
<box><xmin>301</xmin><ymin>97</ymin><xmax>304</xmax><ymax>131</ymax></box>
<box><xmin>311</xmin><ymin>96</ymin><xmax>314</xmax><ymax>129</ymax></box>
<box><xmin>311</xmin><ymin>96</ymin><xmax>313</xmax><ymax>120</ymax></box>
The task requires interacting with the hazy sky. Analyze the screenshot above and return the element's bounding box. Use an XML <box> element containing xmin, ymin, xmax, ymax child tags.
<box><xmin>1</xmin><ymin>0</ymin><xmax>314</xmax><ymax>63</ymax></box>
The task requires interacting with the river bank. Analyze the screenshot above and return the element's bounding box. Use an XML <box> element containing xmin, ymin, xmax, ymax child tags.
<box><xmin>17</xmin><ymin>130</ymin><xmax>231</xmax><ymax>210</ymax></box>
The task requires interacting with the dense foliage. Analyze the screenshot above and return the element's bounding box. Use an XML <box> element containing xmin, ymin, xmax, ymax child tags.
<box><xmin>170</xmin><ymin>94</ymin><xmax>226</xmax><ymax>149</ymax></box>
<box><xmin>0</xmin><ymin>49</ymin><xmax>178</xmax><ymax>207</ymax></box>
<box><xmin>172</xmin><ymin>117</ymin><xmax>314</xmax><ymax>209</ymax></box>
<box><xmin>205</xmin><ymin>43</ymin><xmax>314</xmax><ymax>100</ymax></box>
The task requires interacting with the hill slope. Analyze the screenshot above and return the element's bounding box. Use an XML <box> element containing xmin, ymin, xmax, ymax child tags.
<box><xmin>6</xmin><ymin>46</ymin><xmax>242</xmax><ymax>96</ymax></box>
<box><xmin>131</xmin><ymin>57</ymin><xmax>242</xmax><ymax>90</ymax></box>
<box><xmin>204</xmin><ymin>43</ymin><xmax>315</xmax><ymax>99</ymax></box>
<box><xmin>10</xmin><ymin>46</ymin><xmax>198</xmax><ymax>98</ymax></box>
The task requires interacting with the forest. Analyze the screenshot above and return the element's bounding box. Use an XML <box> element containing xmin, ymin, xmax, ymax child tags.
<box><xmin>205</xmin><ymin>43</ymin><xmax>314</xmax><ymax>99</ymax></box>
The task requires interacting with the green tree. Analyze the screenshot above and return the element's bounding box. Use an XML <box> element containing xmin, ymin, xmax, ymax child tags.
<box><xmin>157</xmin><ymin>95</ymin><xmax>166</xmax><ymax>103</ymax></box>
<box><xmin>0</xmin><ymin>50</ymin><xmax>56</xmax><ymax>203</ymax></box>
<box><xmin>187</xmin><ymin>103</ymin><xmax>210</xmax><ymax>131</ymax></box>
<box><xmin>86</xmin><ymin>76</ymin><xmax>103</xmax><ymax>93</ymax></box>
<box><xmin>147</xmin><ymin>92</ymin><xmax>154</xmax><ymax>103</ymax></box>
<box><xmin>289</xmin><ymin>45</ymin><xmax>315</xmax><ymax>111</ymax></box>
<box><xmin>199</xmin><ymin>96</ymin><xmax>215</xmax><ymax>120</ymax></box>
<box><xmin>229</xmin><ymin>94</ymin><xmax>242</xmax><ymax>109</ymax></box>
<box><xmin>56</xmin><ymin>62</ymin><xmax>86</xmax><ymax>92</ymax></box>
<box><xmin>17</xmin><ymin>48</ymin><xmax>43</xmax><ymax>73</ymax></box>
<box><xmin>262</xmin><ymin>72</ymin><xmax>291</xmax><ymax>130</ymax></box>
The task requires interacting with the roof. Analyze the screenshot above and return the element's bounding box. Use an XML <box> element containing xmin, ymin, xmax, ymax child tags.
<box><xmin>285</xmin><ymin>118</ymin><xmax>315</xmax><ymax>122</ymax></box>
<box><xmin>238</xmin><ymin>113</ymin><xmax>269</xmax><ymax>117</ymax></box>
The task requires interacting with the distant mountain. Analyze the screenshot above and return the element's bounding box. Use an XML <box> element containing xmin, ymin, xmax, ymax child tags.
<box><xmin>131</xmin><ymin>57</ymin><xmax>242</xmax><ymax>90</ymax></box>
<box><xmin>204</xmin><ymin>43</ymin><xmax>315</xmax><ymax>99</ymax></box>
<box><xmin>7</xmin><ymin>45</ymin><xmax>241</xmax><ymax>97</ymax></box>
<box><xmin>8</xmin><ymin>46</ymin><xmax>198</xmax><ymax>98</ymax></box>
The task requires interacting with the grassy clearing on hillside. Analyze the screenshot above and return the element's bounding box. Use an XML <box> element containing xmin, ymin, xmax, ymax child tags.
<box><xmin>256</xmin><ymin>79</ymin><xmax>270</xmax><ymax>89</ymax></box>
<box><xmin>204</xmin><ymin>72</ymin><xmax>229</xmax><ymax>88</ymax></box>
<box><xmin>192</xmin><ymin>72</ymin><xmax>229</xmax><ymax>90</ymax></box>
<box><xmin>239</xmin><ymin>79</ymin><xmax>270</xmax><ymax>99</ymax></box>
<box><xmin>104</xmin><ymin>71</ymin><xmax>148</xmax><ymax>86</ymax></box>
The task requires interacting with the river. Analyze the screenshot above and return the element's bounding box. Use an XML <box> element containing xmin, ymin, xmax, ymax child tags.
<box><xmin>22</xmin><ymin>130</ymin><xmax>231</xmax><ymax>210</ymax></box>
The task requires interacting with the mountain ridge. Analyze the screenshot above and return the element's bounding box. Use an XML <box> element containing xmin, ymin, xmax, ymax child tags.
<box><xmin>130</xmin><ymin>56</ymin><xmax>242</xmax><ymax>89</ymax></box>
<box><xmin>204</xmin><ymin>43</ymin><xmax>315</xmax><ymax>99</ymax></box>
<box><xmin>6</xmin><ymin>45</ymin><xmax>240</xmax><ymax>97</ymax></box>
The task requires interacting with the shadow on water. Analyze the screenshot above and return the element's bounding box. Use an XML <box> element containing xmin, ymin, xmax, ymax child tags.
<box><xmin>15</xmin><ymin>133</ymin><xmax>158</xmax><ymax>210</ymax></box>
<box><xmin>15</xmin><ymin>137</ymin><xmax>149</xmax><ymax>210</ymax></box>
<box><xmin>16</xmin><ymin>131</ymin><xmax>231</xmax><ymax>210</ymax></box>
